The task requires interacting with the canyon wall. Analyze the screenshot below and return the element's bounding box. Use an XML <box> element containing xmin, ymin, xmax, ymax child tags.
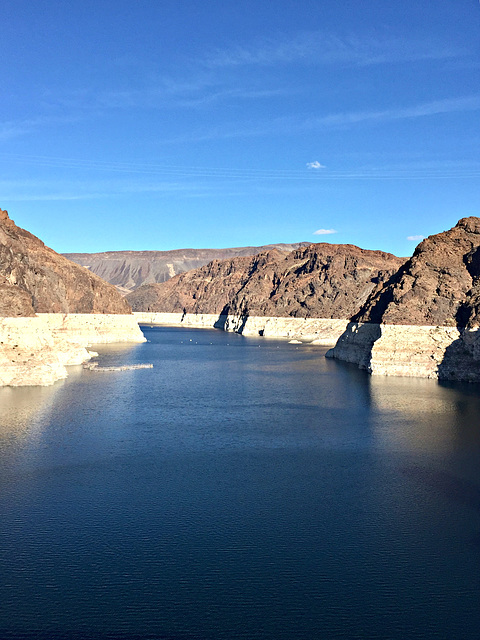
<box><xmin>135</xmin><ymin>312</ymin><xmax>349</xmax><ymax>344</ymax></box>
<box><xmin>0</xmin><ymin>209</ymin><xmax>131</xmax><ymax>316</ymax></box>
<box><xmin>327</xmin><ymin>218</ymin><xmax>480</xmax><ymax>380</ymax></box>
<box><xmin>128</xmin><ymin>243</ymin><xmax>404</xmax><ymax>318</ymax></box>
<box><xmin>326</xmin><ymin>323</ymin><xmax>480</xmax><ymax>381</ymax></box>
<box><xmin>0</xmin><ymin>209</ymin><xmax>145</xmax><ymax>386</ymax></box>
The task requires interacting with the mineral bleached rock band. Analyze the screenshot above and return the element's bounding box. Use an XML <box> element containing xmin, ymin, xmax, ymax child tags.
<box><xmin>1</xmin><ymin>206</ymin><xmax>480</xmax><ymax>384</ymax></box>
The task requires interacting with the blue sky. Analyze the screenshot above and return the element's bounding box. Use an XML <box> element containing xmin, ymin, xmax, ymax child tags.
<box><xmin>1</xmin><ymin>0</ymin><xmax>479</xmax><ymax>255</ymax></box>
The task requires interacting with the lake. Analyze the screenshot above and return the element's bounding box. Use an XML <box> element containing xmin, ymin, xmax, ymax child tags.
<box><xmin>1</xmin><ymin>325</ymin><xmax>480</xmax><ymax>639</ymax></box>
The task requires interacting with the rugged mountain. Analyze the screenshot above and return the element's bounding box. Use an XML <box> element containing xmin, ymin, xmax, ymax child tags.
<box><xmin>0</xmin><ymin>209</ymin><xmax>131</xmax><ymax>316</ymax></box>
<box><xmin>64</xmin><ymin>243</ymin><xmax>310</xmax><ymax>293</ymax></box>
<box><xmin>353</xmin><ymin>217</ymin><xmax>480</xmax><ymax>328</ymax></box>
<box><xmin>127</xmin><ymin>243</ymin><xmax>404</xmax><ymax>319</ymax></box>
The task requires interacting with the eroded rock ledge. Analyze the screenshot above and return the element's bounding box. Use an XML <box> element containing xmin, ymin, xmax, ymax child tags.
<box><xmin>0</xmin><ymin>314</ymin><xmax>145</xmax><ymax>387</ymax></box>
<box><xmin>325</xmin><ymin>323</ymin><xmax>480</xmax><ymax>381</ymax></box>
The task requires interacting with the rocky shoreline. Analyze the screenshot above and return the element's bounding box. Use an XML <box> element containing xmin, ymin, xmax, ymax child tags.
<box><xmin>326</xmin><ymin>322</ymin><xmax>480</xmax><ymax>381</ymax></box>
<box><xmin>3</xmin><ymin>205</ymin><xmax>480</xmax><ymax>384</ymax></box>
<box><xmin>131</xmin><ymin>217</ymin><xmax>480</xmax><ymax>382</ymax></box>
<box><xmin>0</xmin><ymin>208</ymin><xmax>147</xmax><ymax>387</ymax></box>
<box><xmin>134</xmin><ymin>312</ymin><xmax>480</xmax><ymax>381</ymax></box>
<box><xmin>0</xmin><ymin>314</ymin><xmax>145</xmax><ymax>387</ymax></box>
<box><xmin>134</xmin><ymin>312</ymin><xmax>350</xmax><ymax>345</ymax></box>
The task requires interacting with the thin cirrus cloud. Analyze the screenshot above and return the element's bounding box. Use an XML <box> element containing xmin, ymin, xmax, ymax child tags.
<box><xmin>0</xmin><ymin>174</ymin><xmax>220</xmax><ymax>202</ymax></box>
<box><xmin>314</xmin><ymin>228</ymin><xmax>337</xmax><ymax>235</ymax></box>
<box><xmin>407</xmin><ymin>235</ymin><xmax>425</xmax><ymax>241</ymax></box>
<box><xmin>0</xmin><ymin>114</ymin><xmax>83</xmax><ymax>142</ymax></box>
<box><xmin>306</xmin><ymin>95</ymin><xmax>480</xmax><ymax>129</ymax></box>
<box><xmin>157</xmin><ymin>94</ymin><xmax>480</xmax><ymax>146</ymax></box>
<box><xmin>306</xmin><ymin>161</ymin><xmax>326</xmax><ymax>169</ymax></box>
<box><xmin>204</xmin><ymin>30</ymin><xmax>464</xmax><ymax>68</ymax></box>
<box><xmin>48</xmin><ymin>76</ymin><xmax>290</xmax><ymax>113</ymax></box>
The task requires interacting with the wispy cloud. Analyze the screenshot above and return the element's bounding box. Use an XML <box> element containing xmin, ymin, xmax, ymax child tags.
<box><xmin>204</xmin><ymin>30</ymin><xmax>464</xmax><ymax>69</ymax></box>
<box><xmin>38</xmin><ymin>29</ymin><xmax>471</xmax><ymax>118</ymax></box>
<box><xmin>306</xmin><ymin>95</ymin><xmax>480</xmax><ymax>129</ymax></box>
<box><xmin>46</xmin><ymin>73</ymin><xmax>290</xmax><ymax>112</ymax></box>
<box><xmin>0</xmin><ymin>175</ymin><xmax>219</xmax><ymax>202</ymax></box>
<box><xmin>407</xmin><ymin>235</ymin><xmax>425</xmax><ymax>242</ymax></box>
<box><xmin>158</xmin><ymin>94</ymin><xmax>480</xmax><ymax>145</ymax></box>
<box><xmin>173</xmin><ymin>86</ymin><xmax>291</xmax><ymax>108</ymax></box>
<box><xmin>307</xmin><ymin>161</ymin><xmax>326</xmax><ymax>169</ymax></box>
<box><xmin>0</xmin><ymin>115</ymin><xmax>81</xmax><ymax>141</ymax></box>
<box><xmin>314</xmin><ymin>228</ymin><xmax>337</xmax><ymax>235</ymax></box>
<box><xmin>174</xmin><ymin>95</ymin><xmax>478</xmax><ymax>143</ymax></box>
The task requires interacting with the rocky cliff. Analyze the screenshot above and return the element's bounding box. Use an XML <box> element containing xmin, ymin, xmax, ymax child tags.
<box><xmin>64</xmin><ymin>242</ymin><xmax>310</xmax><ymax>293</ymax></box>
<box><xmin>353</xmin><ymin>217</ymin><xmax>480</xmax><ymax>327</ymax></box>
<box><xmin>130</xmin><ymin>217</ymin><xmax>480</xmax><ymax>381</ymax></box>
<box><xmin>328</xmin><ymin>217</ymin><xmax>480</xmax><ymax>380</ymax></box>
<box><xmin>127</xmin><ymin>243</ymin><xmax>404</xmax><ymax>319</ymax></box>
<box><xmin>0</xmin><ymin>209</ymin><xmax>145</xmax><ymax>386</ymax></box>
<box><xmin>0</xmin><ymin>209</ymin><xmax>131</xmax><ymax>316</ymax></box>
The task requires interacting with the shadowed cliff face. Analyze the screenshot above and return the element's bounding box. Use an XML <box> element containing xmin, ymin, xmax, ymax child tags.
<box><xmin>64</xmin><ymin>242</ymin><xmax>310</xmax><ymax>293</ymax></box>
<box><xmin>126</xmin><ymin>243</ymin><xmax>404</xmax><ymax>319</ymax></box>
<box><xmin>354</xmin><ymin>217</ymin><xmax>480</xmax><ymax>328</ymax></box>
<box><xmin>0</xmin><ymin>209</ymin><xmax>132</xmax><ymax>316</ymax></box>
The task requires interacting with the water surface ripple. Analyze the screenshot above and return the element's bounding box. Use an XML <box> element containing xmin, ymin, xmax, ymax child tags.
<box><xmin>1</xmin><ymin>326</ymin><xmax>480</xmax><ymax>639</ymax></box>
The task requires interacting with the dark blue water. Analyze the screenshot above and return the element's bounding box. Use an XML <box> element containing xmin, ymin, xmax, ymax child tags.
<box><xmin>1</xmin><ymin>325</ymin><xmax>480</xmax><ymax>640</ymax></box>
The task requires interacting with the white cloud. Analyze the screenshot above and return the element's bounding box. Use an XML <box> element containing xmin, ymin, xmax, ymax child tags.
<box><xmin>306</xmin><ymin>161</ymin><xmax>326</xmax><ymax>169</ymax></box>
<box><xmin>407</xmin><ymin>235</ymin><xmax>425</xmax><ymax>241</ymax></box>
<box><xmin>314</xmin><ymin>228</ymin><xmax>337</xmax><ymax>235</ymax></box>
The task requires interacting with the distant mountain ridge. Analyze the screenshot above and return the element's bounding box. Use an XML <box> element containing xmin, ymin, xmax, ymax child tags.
<box><xmin>126</xmin><ymin>243</ymin><xmax>404</xmax><ymax>319</ymax></box>
<box><xmin>64</xmin><ymin>243</ymin><xmax>310</xmax><ymax>293</ymax></box>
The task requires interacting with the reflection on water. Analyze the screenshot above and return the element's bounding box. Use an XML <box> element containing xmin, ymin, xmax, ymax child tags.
<box><xmin>0</xmin><ymin>342</ymin><xmax>145</xmax><ymax>477</ymax></box>
<box><xmin>0</xmin><ymin>384</ymin><xmax>62</xmax><ymax>444</ymax></box>
<box><xmin>1</xmin><ymin>326</ymin><xmax>480</xmax><ymax>640</ymax></box>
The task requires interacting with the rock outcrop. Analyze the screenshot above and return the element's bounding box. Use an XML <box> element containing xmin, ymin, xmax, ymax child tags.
<box><xmin>328</xmin><ymin>218</ymin><xmax>480</xmax><ymax>380</ymax></box>
<box><xmin>64</xmin><ymin>242</ymin><xmax>310</xmax><ymax>293</ymax></box>
<box><xmin>127</xmin><ymin>243</ymin><xmax>404</xmax><ymax>320</ymax></box>
<box><xmin>131</xmin><ymin>217</ymin><xmax>480</xmax><ymax>381</ymax></box>
<box><xmin>0</xmin><ymin>314</ymin><xmax>145</xmax><ymax>386</ymax></box>
<box><xmin>0</xmin><ymin>209</ymin><xmax>132</xmax><ymax>316</ymax></box>
<box><xmin>0</xmin><ymin>209</ymin><xmax>145</xmax><ymax>386</ymax></box>
<box><xmin>353</xmin><ymin>217</ymin><xmax>480</xmax><ymax>327</ymax></box>
<box><xmin>327</xmin><ymin>322</ymin><xmax>480</xmax><ymax>381</ymax></box>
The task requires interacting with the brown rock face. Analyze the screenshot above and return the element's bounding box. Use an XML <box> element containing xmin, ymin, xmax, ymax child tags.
<box><xmin>0</xmin><ymin>209</ymin><xmax>132</xmax><ymax>316</ymax></box>
<box><xmin>127</xmin><ymin>243</ymin><xmax>404</xmax><ymax>319</ymax></box>
<box><xmin>354</xmin><ymin>217</ymin><xmax>480</xmax><ymax>328</ymax></box>
<box><xmin>64</xmin><ymin>243</ymin><xmax>310</xmax><ymax>293</ymax></box>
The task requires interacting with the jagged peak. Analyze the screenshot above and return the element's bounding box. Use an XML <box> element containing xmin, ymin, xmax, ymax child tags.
<box><xmin>454</xmin><ymin>216</ymin><xmax>480</xmax><ymax>234</ymax></box>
